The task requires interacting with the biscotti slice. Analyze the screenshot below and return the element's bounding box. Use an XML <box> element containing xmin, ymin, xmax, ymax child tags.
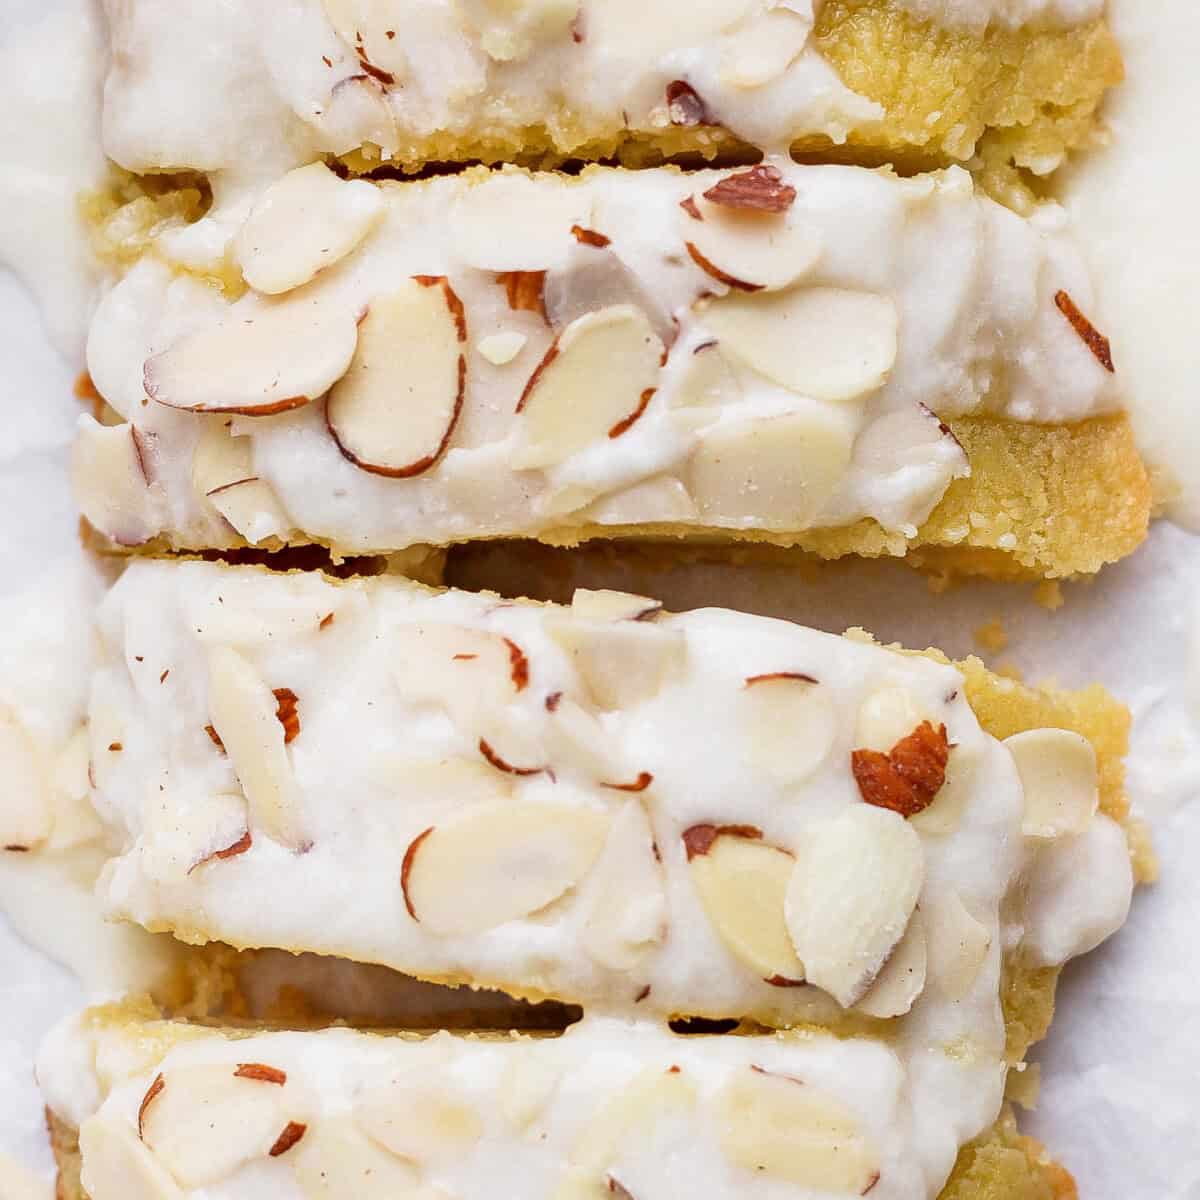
<box><xmin>100</xmin><ymin>0</ymin><xmax>1120</xmax><ymax>182</ymax></box>
<box><xmin>40</xmin><ymin>1004</ymin><xmax>1075</xmax><ymax>1200</ymax></box>
<box><xmin>78</xmin><ymin>162</ymin><xmax>1148</xmax><ymax>579</ymax></box>
<box><xmin>88</xmin><ymin>558</ymin><xmax>1141</xmax><ymax>1040</ymax></box>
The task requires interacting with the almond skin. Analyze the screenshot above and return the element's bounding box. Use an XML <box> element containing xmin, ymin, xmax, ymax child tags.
<box><xmin>268</xmin><ymin>1121</ymin><xmax>307</xmax><ymax>1157</ymax></box>
<box><xmin>499</xmin><ymin>270</ymin><xmax>547</xmax><ymax>319</ymax></box>
<box><xmin>137</xmin><ymin>1073</ymin><xmax>165</xmax><ymax>1139</ymax></box>
<box><xmin>233</xmin><ymin>1063</ymin><xmax>287</xmax><ymax>1085</ymax></box>
<box><xmin>273</xmin><ymin>688</ymin><xmax>301</xmax><ymax>743</ymax></box>
<box><xmin>1054</xmin><ymin>289</ymin><xmax>1114</xmax><ymax>372</ymax></box>
<box><xmin>188</xmin><ymin>830</ymin><xmax>252</xmax><ymax>874</ymax></box>
<box><xmin>681</xmin><ymin>822</ymin><xmax>763</xmax><ymax>860</ymax></box>
<box><xmin>666</xmin><ymin>80</ymin><xmax>710</xmax><ymax>126</ymax></box>
<box><xmin>571</xmin><ymin>224</ymin><xmax>611</xmax><ymax>248</ymax></box>
<box><xmin>851</xmin><ymin>721</ymin><xmax>950</xmax><ymax>817</ymax></box>
<box><xmin>703</xmin><ymin>166</ymin><xmax>796</xmax><ymax>214</ymax></box>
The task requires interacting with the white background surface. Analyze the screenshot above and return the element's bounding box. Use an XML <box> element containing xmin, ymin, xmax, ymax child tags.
<box><xmin>0</xmin><ymin>1</ymin><xmax>1198</xmax><ymax>1197</ymax></box>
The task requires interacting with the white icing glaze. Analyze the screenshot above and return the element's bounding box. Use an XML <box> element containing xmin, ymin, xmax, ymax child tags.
<box><xmin>81</xmin><ymin>162</ymin><xmax>1117</xmax><ymax>555</ymax></box>
<box><xmin>36</xmin><ymin>1012</ymin><xmax>987</xmax><ymax>1200</ymax></box>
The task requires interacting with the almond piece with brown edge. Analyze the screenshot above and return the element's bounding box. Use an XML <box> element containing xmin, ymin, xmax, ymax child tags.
<box><xmin>235</xmin><ymin>162</ymin><xmax>384</xmax><ymax>296</ymax></box>
<box><xmin>688</xmin><ymin>409</ymin><xmax>854</xmax><ymax>528</ymax></box>
<box><xmin>401</xmin><ymin>801</ymin><xmax>609</xmax><ymax>936</ymax></box>
<box><xmin>742</xmin><ymin>673</ymin><xmax>835</xmax><ymax>782</ymax></box>
<box><xmin>685</xmin><ymin>824</ymin><xmax>804</xmax><ymax>983</ymax></box>
<box><xmin>715</xmin><ymin>1067</ymin><xmax>879</xmax><ymax>1192</ymax></box>
<box><xmin>355</xmin><ymin>1080</ymin><xmax>483</xmax><ymax>1162</ymax></box>
<box><xmin>145</xmin><ymin>296</ymin><xmax>359</xmax><ymax>415</ymax></box>
<box><xmin>1005</xmin><ymin>728</ymin><xmax>1098</xmax><ymax>839</ymax></box>
<box><xmin>855</xmin><ymin>909</ymin><xmax>928</xmax><ymax>1018</ymax></box>
<box><xmin>570</xmin><ymin>588</ymin><xmax>662</xmax><ymax>622</ymax></box>
<box><xmin>327</xmin><ymin>277</ymin><xmax>466</xmax><ymax>478</ymax></box>
<box><xmin>292</xmin><ymin>1113</ymin><xmax>421</xmax><ymax>1199</ymax></box>
<box><xmin>206</xmin><ymin>646</ymin><xmax>305</xmax><ymax>849</ymax></box>
<box><xmin>72</xmin><ymin>417</ymin><xmax>163</xmax><ymax>547</ymax></box>
<box><xmin>79</xmin><ymin>1116</ymin><xmax>184</xmax><ymax>1200</ymax></box>
<box><xmin>785</xmin><ymin>806</ymin><xmax>924</xmax><ymax>1008</ymax></box>
<box><xmin>206</xmin><ymin>477</ymin><xmax>293</xmax><ymax>546</ymax></box>
<box><xmin>513</xmin><ymin>305</ymin><xmax>664</xmax><ymax>470</ymax></box>
<box><xmin>697</xmin><ymin>287</ymin><xmax>897</xmax><ymax>402</ymax></box>
<box><xmin>138</xmin><ymin>1063</ymin><xmax>292</xmax><ymax>1187</ymax></box>
<box><xmin>852</xmin><ymin>720</ymin><xmax>950</xmax><ymax>818</ymax></box>
<box><xmin>322</xmin><ymin>0</ymin><xmax>408</xmax><ymax>83</ymax></box>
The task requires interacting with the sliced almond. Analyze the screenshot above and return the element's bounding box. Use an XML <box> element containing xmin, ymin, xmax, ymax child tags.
<box><xmin>855</xmin><ymin>909</ymin><xmax>928</xmax><ymax>1018</ymax></box>
<box><xmin>514</xmin><ymin>305</ymin><xmax>663</xmax><ymax>470</ymax></box>
<box><xmin>926</xmin><ymin>889</ymin><xmax>992</xmax><ymax>1000</ymax></box>
<box><xmin>855</xmin><ymin>687</ymin><xmax>934</xmax><ymax>754</ymax></box>
<box><xmin>741</xmin><ymin>674</ymin><xmax>835</xmax><ymax>782</ymax></box>
<box><xmin>72</xmin><ymin>416</ymin><xmax>162</xmax><ymax>546</ymax></box>
<box><xmin>579</xmin><ymin>799</ymin><xmax>666</xmax><ymax>970</ymax></box>
<box><xmin>578</xmin><ymin>475</ymin><xmax>698</xmax><ymax>526</ymax></box>
<box><xmin>139</xmin><ymin>1064</ymin><xmax>291</xmax><ymax>1187</ymax></box>
<box><xmin>0</xmin><ymin>710</ymin><xmax>52</xmax><ymax>852</ymax></box>
<box><xmin>685</xmin><ymin>826</ymin><xmax>804</xmax><ymax>983</ymax></box>
<box><xmin>698</xmin><ymin>287</ymin><xmax>897</xmax><ymax>402</ymax></box>
<box><xmin>586</xmin><ymin>0</ymin><xmax>753</xmax><ymax>56</ymax></box>
<box><xmin>1005</xmin><ymin>729</ymin><xmax>1098</xmax><ymax>840</ymax></box>
<box><xmin>449</xmin><ymin>173</ymin><xmax>581</xmax><ymax>272</ymax></box>
<box><xmin>719</xmin><ymin>5</ymin><xmax>812</xmax><ymax>88</ymax></box>
<box><xmin>546</xmin><ymin>616</ymin><xmax>685</xmax><ymax>711</ymax></box>
<box><xmin>478</xmin><ymin>331</ymin><xmax>528</xmax><ymax>365</ymax></box>
<box><xmin>322</xmin><ymin>0</ymin><xmax>408</xmax><ymax>82</ymax></box>
<box><xmin>355</xmin><ymin>1081</ymin><xmax>482</xmax><ymax>1162</ymax></box>
<box><xmin>571</xmin><ymin>589</ymin><xmax>662</xmax><ymax>623</ymax></box>
<box><xmin>145</xmin><ymin>298</ymin><xmax>359</xmax><ymax>415</ymax></box>
<box><xmin>500</xmin><ymin>1056</ymin><xmax>564</xmax><ymax>1131</ymax></box>
<box><xmin>293</xmin><ymin>1114</ymin><xmax>420</xmax><ymax>1199</ymax></box>
<box><xmin>79</xmin><ymin>1115</ymin><xmax>184</xmax><ymax>1200</ymax></box>
<box><xmin>316</xmin><ymin>74</ymin><xmax>399</xmax><ymax>157</ymax></box>
<box><xmin>206</xmin><ymin>646</ymin><xmax>304</xmax><ymax>848</ymax></box>
<box><xmin>685</xmin><ymin>194</ymin><xmax>819</xmax><ymax>292</ymax></box>
<box><xmin>715</xmin><ymin>1067</ymin><xmax>878</xmax><ymax>1192</ymax></box>
<box><xmin>207</xmin><ymin>477</ymin><xmax>293</xmax><ymax>545</ymax></box>
<box><xmin>785</xmin><ymin>806</ymin><xmax>924</xmax><ymax>1008</ymax></box>
<box><xmin>401</xmin><ymin>801</ymin><xmax>609</xmax><ymax>935</ymax></box>
<box><xmin>456</xmin><ymin>0</ymin><xmax>579</xmax><ymax>60</ymax></box>
<box><xmin>191</xmin><ymin>420</ymin><xmax>253</xmax><ymax>499</ymax></box>
<box><xmin>235</xmin><ymin>162</ymin><xmax>383</xmax><ymax>295</ymax></box>
<box><xmin>327</xmin><ymin>277</ymin><xmax>465</xmax><ymax>477</ymax></box>
<box><xmin>688</xmin><ymin>410</ymin><xmax>854</xmax><ymax>528</ymax></box>
<box><xmin>666</xmin><ymin>341</ymin><xmax>743</xmax><ymax>413</ymax></box>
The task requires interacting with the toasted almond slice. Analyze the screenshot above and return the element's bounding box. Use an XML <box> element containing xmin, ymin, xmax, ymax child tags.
<box><xmin>456</xmin><ymin>0</ymin><xmax>579</xmax><ymax>60</ymax></box>
<box><xmin>500</xmin><ymin>1057</ymin><xmax>563</xmax><ymax>1131</ymax></box>
<box><xmin>571</xmin><ymin>588</ymin><xmax>662</xmax><ymax>622</ymax></box>
<box><xmin>191</xmin><ymin>420</ymin><xmax>253</xmax><ymax>499</ymax></box>
<box><xmin>145</xmin><ymin>298</ymin><xmax>359</xmax><ymax>415</ymax></box>
<box><xmin>326</xmin><ymin>277</ymin><xmax>465</xmax><ymax>478</ymax></box>
<box><xmin>206</xmin><ymin>647</ymin><xmax>304</xmax><ymax>848</ymax></box>
<box><xmin>513</xmin><ymin>306</ymin><xmax>664</xmax><ymax>470</ymax></box>
<box><xmin>368</xmin><ymin>754</ymin><xmax>513</xmax><ymax>805</ymax></box>
<box><xmin>578</xmin><ymin>475</ymin><xmax>698</xmax><ymax>526</ymax></box>
<box><xmin>401</xmin><ymin>801</ymin><xmax>609</xmax><ymax>935</ymax></box>
<box><xmin>322</xmin><ymin>0</ymin><xmax>408</xmax><ymax>81</ymax></box>
<box><xmin>719</xmin><ymin>6</ymin><xmax>812</xmax><ymax>88</ymax></box>
<box><xmin>666</xmin><ymin>340</ymin><xmax>743</xmax><ymax>413</ymax></box>
<box><xmin>1005</xmin><ymin>729</ymin><xmax>1099</xmax><ymax>840</ymax></box>
<box><xmin>206</xmin><ymin>477</ymin><xmax>293</xmax><ymax>545</ymax></box>
<box><xmin>0</xmin><ymin>710</ymin><xmax>52</xmax><ymax>852</ymax></box>
<box><xmin>686</xmin><ymin>826</ymin><xmax>804</xmax><ymax>983</ymax></box>
<box><xmin>141</xmin><ymin>790</ymin><xmax>249</xmax><ymax>882</ymax></box>
<box><xmin>236</xmin><ymin>163</ymin><xmax>383</xmax><ymax>295</ymax></box>
<box><xmin>79</xmin><ymin>1115</ymin><xmax>184</xmax><ymax>1200</ymax></box>
<box><xmin>72</xmin><ymin>417</ymin><xmax>162</xmax><ymax>547</ymax></box>
<box><xmin>579</xmin><ymin>799</ymin><xmax>666</xmax><ymax>970</ymax></box>
<box><xmin>683</xmin><ymin>198</ymin><xmax>818</xmax><ymax>294</ymax></box>
<box><xmin>139</xmin><ymin>1064</ymin><xmax>291</xmax><ymax>1187</ymax></box>
<box><xmin>741</xmin><ymin>674</ymin><xmax>835</xmax><ymax>782</ymax></box>
<box><xmin>698</xmin><ymin>287</ymin><xmax>897</xmax><ymax>402</ymax></box>
<box><xmin>355</xmin><ymin>1081</ymin><xmax>483</xmax><ymax>1162</ymax></box>
<box><xmin>926</xmin><ymin>889</ymin><xmax>992</xmax><ymax>1000</ymax></box>
<box><xmin>785</xmin><ymin>806</ymin><xmax>924</xmax><ymax>1008</ymax></box>
<box><xmin>855</xmin><ymin>909</ymin><xmax>928</xmax><ymax>1018</ymax></box>
<box><xmin>293</xmin><ymin>1114</ymin><xmax>420</xmax><ymax>1199</ymax></box>
<box><xmin>546</xmin><ymin>616</ymin><xmax>686</xmax><ymax>711</ymax></box>
<box><xmin>910</xmin><ymin>743</ymin><xmax>977</xmax><ymax>837</ymax></box>
<box><xmin>715</xmin><ymin>1068</ymin><xmax>879</xmax><ymax>1192</ymax></box>
<box><xmin>688</xmin><ymin>409</ymin><xmax>854</xmax><ymax>527</ymax></box>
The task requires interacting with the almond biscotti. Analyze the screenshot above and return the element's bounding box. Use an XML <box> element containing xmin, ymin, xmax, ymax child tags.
<box><xmin>40</xmin><ymin>1005</ymin><xmax>1076</xmax><ymax>1200</ymax></box>
<box><xmin>88</xmin><ymin>558</ymin><xmax>1139</xmax><ymax>1037</ymax></box>
<box><xmin>77</xmin><ymin>161</ymin><xmax>1149</xmax><ymax>579</ymax></box>
<box><xmin>100</xmin><ymin>0</ymin><xmax>1120</xmax><ymax>181</ymax></box>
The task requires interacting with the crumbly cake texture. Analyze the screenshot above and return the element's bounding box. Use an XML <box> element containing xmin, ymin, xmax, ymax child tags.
<box><xmin>78</xmin><ymin>161</ymin><xmax>1147</xmax><ymax>581</ymax></box>
<box><xmin>99</xmin><ymin>0</ymin><xmax>1120</xmax><ymax>188</ymax></box>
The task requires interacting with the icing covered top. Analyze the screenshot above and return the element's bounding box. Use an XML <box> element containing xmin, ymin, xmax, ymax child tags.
<box><xmin>99</xmin><ymin>0</ymin><xmax>1105</xmax><ymax>182</ymax></box>
<box><xmin>78</xmin><ymin>161</ymin><xmax>1118</xmax><ymax>555</ymax></box>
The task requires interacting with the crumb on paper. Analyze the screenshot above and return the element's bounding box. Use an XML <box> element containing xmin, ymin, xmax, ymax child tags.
<box><xmin>1033</xmin><ymin>580</ymin><xmax>1064</xmax><ymax>611</ymax></box>
<box><xmin>974</xmin><ymin>618</ymin><xmax>1009</xmax><ymax>654</ymax></box>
